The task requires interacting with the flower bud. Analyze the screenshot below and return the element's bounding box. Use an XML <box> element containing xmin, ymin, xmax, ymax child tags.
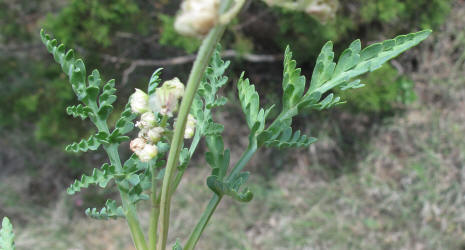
<box><xmin>261</xmin><ymin>0</ymin><xmax>338</xmax><ymax>23</ymax></box>
<box><xmin>305</xmin><ymin>0</ymin><xmax>338</xmax><ymax>23</ymax></box>
<box><xmin>130</xmin><ymin>89</ymin><xmax>149</xmax><ymax>114</ymax></box>
<box><xmin>184</xmin><ymin>114</ymin><xmax>196</xmax><ymax>139</ymax></box>
<box><xmin>149</xmin><ymin>78</ymin><xmax>185</xmax><ymax>117</ymax></box>
<box><xmin>130</xmin><ymin>138</ymin><xmax>146</xmax><ymax>153</ymax></box>
<box><xmin>147</xmin><ymin>127</ymin><xmax>164</xmax><ymax>143</ymax></box>
<box><xmin>136</xmin><ymin>112</ymin><xmax>157</xmax><ymax>129</ymax></box>
<box><xmin>163</xmin><ymin>78</ymin><xmax>185</xmax><ymax>99</ymax></box>
<box><xmin>137</xmin><ymin>144</ymin><xmax>158</xmax><ymax>162</ymax></box>
<box><xmin>174</xmin><ymin>0</ymin><xmax>220</xmax><ymax>37</ymax></box>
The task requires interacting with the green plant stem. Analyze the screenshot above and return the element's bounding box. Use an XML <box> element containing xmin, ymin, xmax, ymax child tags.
<box><xmin>169</xmin><ymin>132</ymin><xmax>201</xmax><ymax>196</ymax></box>
<box><xmin>183</xmin><ymin>194</ymin><xmax>222</xmax><ymax>250</ymax></box>
<box><xmin>149</xmin><ymin>161</ymin><xmax>160</xmax><ymax>249</ymax></box>
<box><xmin>155</xmin><ymin>2</ymin><xmax>235</xmax><ymax>249</ymax></box>
<box><xmin>95</xmin><ymin>114</ymin><xmax>147</xmax><ymax>250</ymax></box>
<box><xmin>105</xmin><ymin>144</ymin><xmax>148</xmax><ymax>250</ymax></box>
<box><xmin>184</xmin><ymin>143</ymin><xmax>257</xmax><ymax>250</ymax></box>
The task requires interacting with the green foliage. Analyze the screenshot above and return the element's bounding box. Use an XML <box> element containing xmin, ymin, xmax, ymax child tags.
<box><xmin>40</xmin><ymin>29</ymin><xmax>136</xmax><ymax>140</ymax></box>
<box><xmin>158</xmin><ymin>14</ymin><xmax>201</xmax><ymax>54</ymax></box>
<box><xmin>85</xmin><ymin>200</ymin><xmax>125</xmax><ymax>220</ymax></box>
<box><xmin>192</xmin><ymin>45</ymin><xmax>230</xmax><ymax>138</ymax></box>
<box><xmin>239</xmin><ymin>30</ymin><xmax>431</xmax><ymax>150</ymax></box>
<box><xmin>190</xmin><ymin>46</ymin><xmax>254</xmax><ymax>203</ymax></box>
<box><xmin>172</xmin><ymin>240</ymin><xmax>183</xmax><ymax>250</ymax></box>
<box><xmin>65</xmin><ymin>133</ymin><xmax>105</xmax><ymax>153</ymax></box>
<box><xmin>43</xmin><ymin>0</ymin><xmax>150</xmax><ymax>47</ymax></box>
<box><xmin>0</xmin><ymin>217</ymin><xmax>15</xmax><ymax>250</ymax></box>
<box><xmin>67</xmin><ymin>163</ymin><xmax>116</xmax><ymax>194</ymax></box>
<box><xmin>359</xmin><ymin>0</ymin><xmax>451</xmax><ymax>29</ymax></box>
<box><xmin>40</xmin><ymin>30</ymin><xmax>154</xmax><ymax>218</ymax></box>
<box><xmin>207</xmin><ymin>172</ymin><xmax>253</xmax><ymax>202</ymax></box>
<box><xmin>336</xmin><ymin>64</ymin><xmax>417</xmax><ymax>112</ymax></box>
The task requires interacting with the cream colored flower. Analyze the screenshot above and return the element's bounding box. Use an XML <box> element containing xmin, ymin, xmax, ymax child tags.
<box><xmin>304</xmin><ymin>0</ymin><xmax>338</xmax><ymax>23</ymax></box>
<box><xmin>149</xmin><ymin>78</ymin><xmax>185</xmax><ymax>117</ymax></box>
<box><xmin>174</xmin><ymin>0</ymin><xmax>220</xmax><ymax>37</ymax></box>
<box><xmin>184</xmin><ymin>114</ymin><xmax>196</xmax><ymax>139</ymax></box>
<box><xmin>137</xmin><ymin>144</ymin><xmax>158</xmax><ymax>162</ymax></box>
<box><xmin>147</xmin><ymin>127</ymin><xmax>164</xmax><ymax>143</ymax></box>
<box><xmin>163</xmin><ymin>78</ymin><xmax>185</xmax><ymax>99</ymax></box>
<box><xmin>130</xmin><ymin>89</ymin><xmax>149</xmax><ymax>114</ymax></box>
<box><xmin>261</xmin><ymin>0</ymin><xmax>338</xmax><ymax>23</ymax></box>
<box><xmin>130</xmin><ymin>138</ymin><xmax>158</xmax><ymax>162</ymax></box>
<box><xmin>136</xmin><ymin>112</ymin><xmax>157</xmax><ymax>129</ymax></box>
<box><xmin>130</xmin><ymin>138</ymin><xmax>146</xmax><ymax>153</ymax></box>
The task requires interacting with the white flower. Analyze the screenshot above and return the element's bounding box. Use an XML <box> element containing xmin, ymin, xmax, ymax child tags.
<box><xmin>136</xmin><ymin>112</ymin><xmax>157</xmax><ymax>129</ymax></box>
<box><xmin>174</xmin><ymin>0</ymin><xmax>220</xmax><ymax>37</ymax></box>
<box><xmin>260</xmin><ymin>0</ymin><xmax>338</xmax><ymax>23</ymax></box>
<box><xmin>130</xmin><ymin>138</ymin><xmax>146</xmax><ymax>152</ymax></box>
<box><xmin>130</xmin><ymin>138</ymin><xmax>158</xmax><ymax>162</ymax></box>
<box><xmin>137</xmin><ymin>144</ymin><xmax>158</xmax><ymax>162</ymax></box>
<box><xmin>147</xmin><ymin>127</ymin><xmax>164</xmax><ymax>143</ymax></box>
<box><xmin>149</xmin><ymin>78</ymin><xmax>185</xmax><ymax>117</ymax></box>
<box><xmin>130</xmin><ymin>88</ymin><xmax>149</xmax><ymax>114</ymax></box>
<box><xmin>163</xmin><ymin>78</ymin><xmax>185</xmax><ymax>99</ymax></box>
<box><xmin>184</xmin><ymin>114</ymin><xmax>196</xmax><ymax>139</ymax></box>
<box><xmin>304</xmin><ymin>0</ymin><xmax>338</xmax><ymax>23</ymax></box>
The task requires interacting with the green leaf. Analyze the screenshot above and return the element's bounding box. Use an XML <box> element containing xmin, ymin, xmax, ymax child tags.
<box><xmin>114</xmin><ymin>103</ymin><xmax>137</xmax><ymax>136</ymax></box>
<box><xmin>0</xmin><ymin>217</ymin><xmax>15</xmax><ymax>250</ymax></box>
<box><xmin>148</xmin><ymin>68</ymin><xmax>163</xmax><ymax>95</ymax></box>
<box><xmin>65</xmin><ymin>131</ymin><xmax>109</xmax><ymax>152</ymax></box>
<box><xmin>118</xmin><ymin>154</ymin><xmax>156</xmax><ymax>204</ymax></box>
<box><xmin>257</xmin><ymin>30</ymin><xmax>431</xmax><ymax>149</ymax></box>
<box><xmin>67</xmin><ymin>163</ymin><xmax>116</xmax><ymax>194</ymax></box>
<box><xmin>85</xmin><ymin>200</ymin><xmax>125</xmax><ymax>220</ymax></box>
<box><xmin>40</xmin><ymin>30</ymin><xmax>124</xmax><ymax>135</ymax></box>
<box><xmin>302</xmin><ymin>30</ymin><xmax>432</xmax><ymax>107</ymax></box>
<box><xmin>99</xmin><ymin>79</ymin><xmax>117</xmax><ymax>108</ymax></box>
<box><xmin>41</xmin><ymin>30</ymin><xmax>86</xmax><ymax>100</ymax></box>
<box><xmin>207</xmin><ymin>173</ymin><xmax>253</xmax><ymax>202</ymax></box>
<box><xmin>260</xmin><ymin>127</ymin><xmax>317</xmax><ymax>149</ymax></box>
<box><xmin>205</xmin><ymin>135</ymin><xmax>229</xmax><ymax>179</ymax></box>
<box><xmin>237</xmin><ymin>74</ymin><xmax>272</xmax><ymax>137</ymax></box>
<box><xmin>66</xmin><ymin>104</ymin><xmax>92</xmax><ymax>120</ymax></box>
<box><xmin>191</xmin><ymin>44</ymin><xmax>229</xmax><ymax>137</ymax></box>
<box><xmin>172</xmin><ymin>239</ymin><xmax>183</xmax><ymax>250</ymax></box>
<box><xmin>282</xmin><ymin>46</ymin><xmax>307</xmax><ymax>110</ymax></box>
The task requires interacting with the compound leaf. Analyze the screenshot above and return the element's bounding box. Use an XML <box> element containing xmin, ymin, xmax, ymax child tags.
<box><xmin>66</xmin><ymin>104</ymin><xmax>92</xmax><ymax>120</ymax></box>
<box><xmin>67</xmin><ymin>163</ymin><xmax>116</xmax><ymax>194</ymax></box>
<box><xmin>207</xmin><ymin>173</ymin><xmax>253</xmax><ymax>202</ymax></box>
<box><xmin>85</xmin><ymin>200</ymin><xmax>125</xmax><ymax>220</ymax></box>
<box><xmin>65</xmin><ymin>131</ymin><xmax>109</xmax><ymax>153</ymax></box>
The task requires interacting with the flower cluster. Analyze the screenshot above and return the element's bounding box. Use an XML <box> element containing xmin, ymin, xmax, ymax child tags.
<box><xmin>261</xmin><ymin>0</ymin><xmax>338</xmax><ymax>23</ymax></box>
<box><xmin>129</xmin><ymin>78</ymin><xmax>196</xmax><ymax>162</ymax></box>
<box><xmin>174</xmin><ymin>0</ymin><xmax>220</xmax><ymax>37</ymax></box>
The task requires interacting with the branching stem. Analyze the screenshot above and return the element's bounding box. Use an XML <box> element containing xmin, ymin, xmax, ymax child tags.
<box><xmin>184</xmin><ymin>143</ymin><xmax>257</xmax><ymax>250</ymax></box>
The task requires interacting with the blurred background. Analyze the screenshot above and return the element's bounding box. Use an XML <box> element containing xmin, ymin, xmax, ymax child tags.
<box><xmin>1</xmin><ymin>0</ymin><xmax>465</xmax><ymax>249</ymax></box>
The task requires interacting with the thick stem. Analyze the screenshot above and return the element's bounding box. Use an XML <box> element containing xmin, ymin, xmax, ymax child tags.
<box><xmin>120</xmin><ymin>191</ymin><xmax>149</xmax><ymax>250</ymax></box>
<box><xmin>184</xmin><ymin>144</ymin><xmax>257</xmax><ymax>250</ymax></box>
<box><xmin>155</xmin><ymin>2</ymin><xmax>234</xmax><ymax>249</ymax></box>
<box><xmin>105</xmin><ymin>144</ymin><xmax>148</xmax><ymax>250</ymax></box>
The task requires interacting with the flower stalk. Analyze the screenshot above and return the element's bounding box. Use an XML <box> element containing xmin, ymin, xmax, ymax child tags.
<box><xmin>156</xmin><ymin>1</ymin><xmax>237</xmax><ymax>249</ymax></box>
